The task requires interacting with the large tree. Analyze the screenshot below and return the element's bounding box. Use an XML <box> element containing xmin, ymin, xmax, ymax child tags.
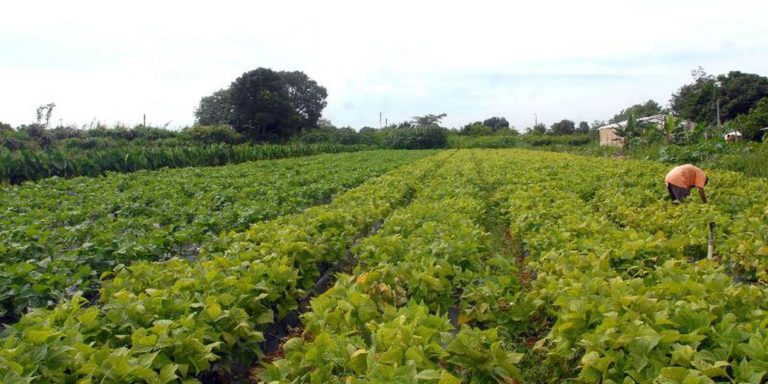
<box><xmin>669</xmin><ymin>68</ymin><xmax>716</xmax><ymax>124</ymax></box>
<box><xmin>609</xmin><ymin>100</ymin><xmax>662</xmax><ymax>123</ymax></box>
<box><xmin>194</xmin><ymin>88</ymin><xmax>233</xmax><ymax>126</ymax></box>
<box><xmin>717</xmin><ymin>71</ymin><xmax>768</xmax><ymax>121</ymax></box>
<box><xmin>197</xmin><ymin>68</ymin><xmax>328</xmax><ymax>142</ymax></box>
<box><xmin>670</xmin><ymin>68</ymin><xmax>768</xmax><ymax>124</ymax></box>
<box><xmin>229</xmin><ymin>68</ymin><xmax>298</xmax><ymax>141</ymax></box>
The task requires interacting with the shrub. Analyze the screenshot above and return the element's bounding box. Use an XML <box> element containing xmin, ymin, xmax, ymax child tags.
<box><xmin>380</xmin><ymin>126</ymin><xmax>448</xmax><ymax>149</ymax></box>
<box><xmin>460</xmin><ymin>123</ymin><xmax>494</xmax><ymax>136</ymax></box>
<box><xmin>49</xmin><ymin>126</ymin><xmax>85</xmax><ymax>141</ymax></box>
<box><xmin>183</xmin><ymin>125</ymin><xmax>246</xmax><ymax>145</ymax></box>
<box><xmin>447</xmin><ymin>134</ymin><xmax>520</xmax><ymax>148</ymax></box>
<box><xmin>296</xmin><ymin>129</ymin><xmax>334</xmax><ymax>144</ymax></box>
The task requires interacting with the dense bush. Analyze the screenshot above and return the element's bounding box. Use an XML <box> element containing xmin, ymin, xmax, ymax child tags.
<box><xmin>712</xmin><ymin>144</ymin><xmax>768</xmax><ymax>178</ymax></box>
<box><xmin>182</xmin><ymin>125</ymin><xmax>246</xmax><ymax>145</ymax></box>
<box><xmin>460</xmin><ymin>122</ymin><xmax>495</xmax><ymax>136</ymax></box>
<box><xmin>83</xmin><ymin>125</ymin><xmax>180</xmax><ymax>141</ymax></box>
<box><xmin>447</xmin><ymin>132</ymin><xmax>594</xmax><ymax>149</ymax></box>
<box><xmin>650</xmin><ymin>140</ymin><xmax>768</xmax><ymax>178</ymax></box>
<box><xmin>448</xmin><ymin>134</ymin><xmax>520</xmax><ymax>148</ymax></box>
<box><xmin>334</xmin><ymin>127</ymin><xmax>366</xmax><ymax>145</ymax></box>
<box><xmin>0</xmin><ymin>143</ymin><xmax>370</xmax><ymax>184</ymax></box>
<box><xmin>296</xmin><ymin>129</ymin><xmax>336</xmax><ymax>144</ymax></box>
<box><xmin>726</xmin><ymin>96</ymin><xmax>768</xmax><ymax>141</ymax></box>
<box><xmin>47</xmin><ymin>126</ymin><xmax>87</xmax><ymax>141</ymax></box>
<box><xmin>521</xmin><ymin>133</ymin><xmax>592</xmax><ymax>146</ymax></box>
<box><xmin>296</xmin><ymin>127</ymin><xmax>381</xmax><ymax>146</ymax></box>
<box><xmin>380</xmin><ymin>126</ymin><xmax>448</xmax><ymax>149</ymax></box>
<box><xmin>655</xmin><ymin>140</ymin><xmax>728</xmax><ymax>164</ymax></box>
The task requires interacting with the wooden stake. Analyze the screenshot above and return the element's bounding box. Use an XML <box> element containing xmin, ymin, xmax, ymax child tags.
<box><xmin>707</xmin><ymin>221</ymin><xmax>716</xmax><ymax>259</ymax></box>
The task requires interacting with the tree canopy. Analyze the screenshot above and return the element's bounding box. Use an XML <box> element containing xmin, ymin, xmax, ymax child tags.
<box><xmin>459</xmin><ymin>116</ymin><xmax>511</xmax><ymax>136</ymax></box>
<box><xmin>577</xmin><ymin>121</ymin><xmax>590</xmax><ymax>134</ymax></box>
<box><xmin>670</xmin><ymin>68</ymin><xmax>768</xmax><ymax>125</ymax></box>
<box><xmin>609</xmin><ymin>100</ymin><xmax>662</xmax><ymax>123</ymax></box>
<box><xmin>728</xmin><ymin>96</ymin><xmax>768</xmax><ymax>141</ymax></box>
<box><xmin>195</xmin><ymin>68</ymin><xmax>328</xmax><ymax>142</ymax></box>
<box><xmin>279</xmin><ymin>70</ymin><xmax>328</xmax><ymax>128</ymax></box>
<box><xmin>528</xmin><ymin>123</ymin><xmax>547</xmax><ymax>134</ymax></box>
<box><xmin>412</xmin><ymin>113</ymin><xmax>447</xmax><ymax>128</ymax></box>
<box><xmin>0</xmin><ymin>121</ymin><xmax>12</xmax><ymax>133</ymax></box>
<box><xmin>549</xmin><ymin>119</ymin><xmax>575</xmax><ymax>135</ymax></box>
<box><xmin>194</xmin><ymin>89</ymin><xmax>232</xmax><ymax>126</ymax></box>
<box><xmin>717</xmin><ymin>71</ymin><xmax>768</xmax><ymax>121</ymax></box>
<box><xmin>460</xmin><ymin>122</ymin><xmax>494</xmax><ymax>136</ymax></box>
<box><xmin>482</xmin><ymin>117</ymin><xmax>510</xmax><ymax>130</ymax></box>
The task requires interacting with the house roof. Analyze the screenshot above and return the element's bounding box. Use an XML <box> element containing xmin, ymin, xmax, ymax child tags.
<box><xmin>598</xmin><ymin>123</ymin><xmax>622</xmax><ymax>131</ymax></box>
<box><xmin>597</xmin><ymin>114</ymin><xmax>671</xmax><ymax>130</ymax></box>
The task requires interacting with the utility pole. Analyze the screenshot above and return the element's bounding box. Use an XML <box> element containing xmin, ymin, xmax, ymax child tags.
<box><xmin>143</xmin><ymin>114</ymin><xmax>146</xmax><ymax>127</ymax></box>
<box><xmin>379</xmin><ymin>112</ymin><xmax>382</xmax><ymax>129</ymax></box>
<box><xmin>715</xmin><ymin>81</ymin><xmax>722</xmax><ymax>136</ymax></box>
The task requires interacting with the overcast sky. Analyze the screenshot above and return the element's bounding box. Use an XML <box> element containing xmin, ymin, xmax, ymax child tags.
<box><xmin>2</xmin><ymin>0</ymin><xmax>767</xmax><ymax>130</ymax></box>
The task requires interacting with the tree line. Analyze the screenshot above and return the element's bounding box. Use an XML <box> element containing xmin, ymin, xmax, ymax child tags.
<box><xmin>606</xmin><ymin>68</ymin><xmax>768</xmax><ymax>142</ymax></box>
<box><xmin>3</xmin><ymin>66</ymin><xmax>767</xmax><ymax>153</ymax></box>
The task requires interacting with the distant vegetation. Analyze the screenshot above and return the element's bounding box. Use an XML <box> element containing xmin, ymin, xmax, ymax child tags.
<box><xmin>0</xmin><ymin>124</ymin><xmax>370</xmax><ymax>184</ymax></box>
<box><xmin>2</xmin><ymin>67</ymin><xmax>767</xmax><ymax>184</ymax></box>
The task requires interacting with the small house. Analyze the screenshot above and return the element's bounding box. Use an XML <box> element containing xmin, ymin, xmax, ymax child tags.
<box><xmin>597</xmin><ymin>114</ymin><xmax>667</xmax><ymax>146</ymax></box>
<box><xmin>597</xmin><ymin>114</ymin><xmax>695</xmax><ymax>146</ymax></box>
<box><xmin>598</xmin><ymin>122</ymin><xmax>624</xmax><ymax>146</ymax></box>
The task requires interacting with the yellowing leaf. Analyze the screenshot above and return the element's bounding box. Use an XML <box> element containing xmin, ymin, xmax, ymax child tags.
<box><xmin>5</xmin><ymin>360</ymin><xmax>24</xmax><ymax>375</ymax></box>
<box><xmin>26</xmin><ymin>329</ymin><xmax>56</xmax><ymax>344</ymax></box>
<box><xmin>76</xmin><ymin>308</ymin><xmax>100</xmax><ymax>327</ymax></box>
<box><xmin>438</xmin><ymin>370</ymin><xmax>462</xmax><ymax>384</ymax></box>
<box><xmin>414</xmin><ymin>370</ymin><xmax>443</xmax><ymax>380</ymax></box>
<box><xmin>206</xmin><ymin>302</ymin><xmax>222</xmax><ymax>319</ymax></box>
<box><xmin>349</xmin><ymin>348</ymin><xmax>368</xmax><ymax>375</ymax></box>
<box><xmin>581</xmin><ymin>351</ymin><xmax>600</xmax><ymax>366</ymax></box>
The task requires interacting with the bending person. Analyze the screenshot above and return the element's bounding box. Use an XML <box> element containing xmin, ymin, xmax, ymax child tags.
<box><xmin>665</xmin><ymin>164</ymin><xmax>708</xmax><ymax>204</ymax></box>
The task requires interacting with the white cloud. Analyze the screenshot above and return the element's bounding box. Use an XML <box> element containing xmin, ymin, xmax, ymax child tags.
<box><xmin>1</xmin><ymin>0</ymin><xmax>767</xmax><ymax>129</ymax></box>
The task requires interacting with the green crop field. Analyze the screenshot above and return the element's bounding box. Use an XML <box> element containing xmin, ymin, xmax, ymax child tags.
<box><xmin>0</xmin><ymin>150</ymin><xmax>435</xmax><ymax>321</ymax></box>
<box><xmin>1</xmin><ymin>149</ymin><xmax>767</xmax><ymax>383</ymax></box>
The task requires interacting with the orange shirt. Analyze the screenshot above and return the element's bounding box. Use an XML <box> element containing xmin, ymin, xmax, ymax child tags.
<box><xmin>665</xmin><ymin>164</ymin><xmax>707</xmax><ymax>189</ymax></box>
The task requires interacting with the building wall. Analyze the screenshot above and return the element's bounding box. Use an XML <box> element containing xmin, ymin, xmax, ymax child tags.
<box><xmin>599</xmin><ymin>128</ymin><xmax>623</xmax><ymax>146</ymax></box>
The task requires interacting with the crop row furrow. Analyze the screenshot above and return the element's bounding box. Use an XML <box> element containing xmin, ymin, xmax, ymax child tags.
<box><xmin>259</xmin><ymin>150</ymin><xmax>523</xmax><ymax>383</ymax></box>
